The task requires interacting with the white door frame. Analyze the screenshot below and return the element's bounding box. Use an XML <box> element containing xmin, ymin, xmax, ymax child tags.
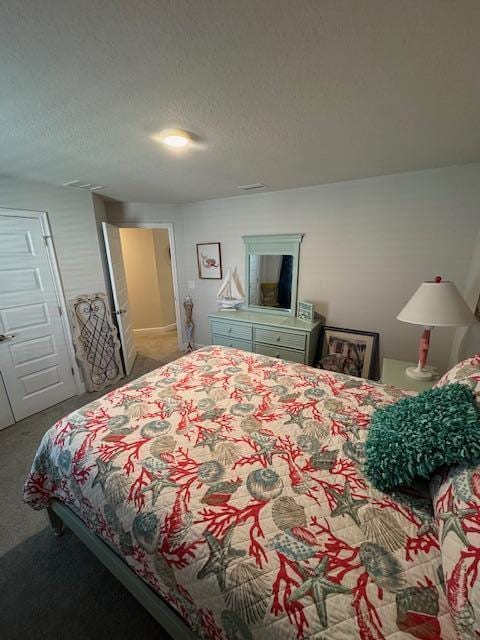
<box><xmin>114</xmin><ymin>222</ymin><xmax>183</xmax><ymax>351</ymax></box>
<box><xmin>0</xmin><ymin>207</ymin><xmax>84</xmax><ymax>394</ymax></box>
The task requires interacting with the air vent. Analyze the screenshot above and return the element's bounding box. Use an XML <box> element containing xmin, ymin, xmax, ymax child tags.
<box><xmin>237</xmin><ymin>183</ymin><xmax>266</xmax><ymax>191</ymax></box>
<box><xmin>62</xmin><ymin>180</ymin><xmax>104</xmax><ymax>191</ymax></box>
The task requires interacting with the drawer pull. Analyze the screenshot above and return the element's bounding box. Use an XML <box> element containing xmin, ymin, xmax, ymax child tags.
<box><xmin>276</xmin><ymin>336</ymin><xmax>281</xmax><ymax>342</ymax></box>
<box><xmin>276</xmin><ymin>353</ymin><xmax>280</xmax><ymax>358</ymax></box>
<box><xmin>229</xmin><ymin>343</ymin><xmax>233</xmax><ymax>347</ymax></box>
<box><xmin>228</xmin><ymin>328</ymin><xmax>232</xmax><ymax>333</ymax></box>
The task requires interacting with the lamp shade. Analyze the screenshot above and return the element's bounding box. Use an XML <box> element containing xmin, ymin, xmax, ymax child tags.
<box><xmin>397</xmin><ymin>279</ymin><xmax>476</xmax><ymax>327</ymax></box>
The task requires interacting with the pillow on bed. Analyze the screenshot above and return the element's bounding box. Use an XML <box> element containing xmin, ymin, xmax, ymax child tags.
<box><xmin>364</xmin><ymin>383</ymin><xmax>480</xmax><ymax>492</ymax></box>
<box><xmin>434</xmin><ymin>354</ymin><xmax>480</xmax><ymax>401</ymax></box>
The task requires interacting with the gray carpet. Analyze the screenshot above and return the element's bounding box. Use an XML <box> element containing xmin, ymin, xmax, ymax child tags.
<box><xmin>0</xmin><ymin>355</ymin><xmax>174</xmax><ymax>640</ymax></box>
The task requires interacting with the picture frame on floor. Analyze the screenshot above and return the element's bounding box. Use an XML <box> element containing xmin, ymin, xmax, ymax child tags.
<box><xmin>315</xmin><ymin>326</ymin><xmax>380</xmax><ymax>380</ymax></box>
<box><xmin>196</xmin><ymin>242</ymin><xmax>222</xmax><ymax>279</ymax></box>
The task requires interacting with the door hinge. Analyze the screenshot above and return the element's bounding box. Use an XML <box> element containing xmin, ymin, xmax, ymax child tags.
<box><xmin>58</xmin><ymin>305</ymin><xmax>63</xmax><ymax>316</ymax></box>
<box><xmin>43</xmin><ymin>234</ymin><xmax>52</xmax><ymax>243</ymax></box>
<box><xmin>71</xmin><ymin>367</ymin><xmax>75</xmax><ymax>376</ymax></box>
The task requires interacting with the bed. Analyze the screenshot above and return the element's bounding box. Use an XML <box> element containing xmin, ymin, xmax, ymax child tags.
<box><xmin>24</xmin><ymin>346</ymin><xmax>480</xmax><ymax>639</ymax></box>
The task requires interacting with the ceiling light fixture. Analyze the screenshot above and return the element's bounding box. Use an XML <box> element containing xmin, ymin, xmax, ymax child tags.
<box><xmin>153</xmin><ymin>128</ymin><xmax>193</xmax><ymax>149</ymax></box>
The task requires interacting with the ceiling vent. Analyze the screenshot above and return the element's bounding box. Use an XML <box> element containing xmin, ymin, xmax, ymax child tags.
<box><xmin>237</xmin><ymin>183</ymin><xmax>267</xmax><ymax>191</ymax></box>
<box><xmin>62</xmin><ymin>180</ymin><xmax>104</xmax><ymax>191</ymax></box>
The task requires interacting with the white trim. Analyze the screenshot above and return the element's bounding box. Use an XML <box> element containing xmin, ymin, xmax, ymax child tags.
<box><xmin>113</xmin><ymin>222</ymin><xmax>182</xmax><ymax>352</ymax></box>
<box><xmin>133</xmin><ymin>324</ymin><xmax>176</xmax><ymax>336</ymax></box>
<box><xmin>0</xmin><ymin>207</ymin><xmax>84</xmax><ymax>394</ymax></box>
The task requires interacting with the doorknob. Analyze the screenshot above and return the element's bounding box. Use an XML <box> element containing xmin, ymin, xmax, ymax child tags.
<box><xmin>0</xmin><ymin>334</ymin><xmax>15</xmax><ymax>342</ymax></box>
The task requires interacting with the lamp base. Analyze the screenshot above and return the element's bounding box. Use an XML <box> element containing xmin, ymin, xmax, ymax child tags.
<box><xmin>405</xmin><ymin>366</ymin><xmax>437</xmax><ymax>380</ymax></box>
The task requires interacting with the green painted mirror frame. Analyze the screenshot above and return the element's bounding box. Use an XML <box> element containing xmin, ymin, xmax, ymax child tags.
<box><xmin>242</xmin><ymin>233</ymin><xmax>304</xmax><ymax>316</ymax></box>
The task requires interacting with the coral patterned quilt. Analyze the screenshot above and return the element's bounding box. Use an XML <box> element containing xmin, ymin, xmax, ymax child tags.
<box><xmin>24</xmin><ymin>346</ymin><xmax>473</xmax><ymax>639</ymax></box>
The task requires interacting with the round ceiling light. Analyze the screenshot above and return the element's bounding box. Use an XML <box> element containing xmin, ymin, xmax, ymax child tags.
<box><xmin>153</xmin><ymin>128</ymin><xmax>193</xmax><ymax>149</ymax></box>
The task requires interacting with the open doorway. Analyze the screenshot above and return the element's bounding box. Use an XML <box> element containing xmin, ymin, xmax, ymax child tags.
<box><xmin>118</xmin><ymin>226</ymin><xmax>181</xmax><ymax>363</ymax></box>
<box><xmin>102</xmin><ymin>221</ymin><xmax>183</xmax><ymax>373</ymax></box>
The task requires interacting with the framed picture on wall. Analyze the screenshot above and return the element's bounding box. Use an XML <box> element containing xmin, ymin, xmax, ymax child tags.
<box><xmin>315</xmin><ymin>326</ymin><xmax>380</xmax><ymax>380</ymax></box>
<box><xmin>196</xmin><ymin>242</ymin><xmax>222</xmax><ymax>279</ymax></box>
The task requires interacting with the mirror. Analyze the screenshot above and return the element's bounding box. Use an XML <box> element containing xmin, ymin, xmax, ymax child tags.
<box><xmin>243</xmin><ymin>234</ymin><xmax>303</xmax><ymax>316</ymax></box>
<box><xmin>248</xmin><ymin>254</ymin><xmax>293</xmax><ymax>310</ymax></box>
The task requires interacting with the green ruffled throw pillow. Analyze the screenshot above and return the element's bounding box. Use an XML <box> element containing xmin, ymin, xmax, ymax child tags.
<box><xmin>364</xmin><ymin>383</ymin><xmax>480</xmax><ymax>492</ymax></box>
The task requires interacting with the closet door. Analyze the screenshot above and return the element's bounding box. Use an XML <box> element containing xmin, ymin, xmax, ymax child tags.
<box><xmin>0</xmin><ymin>372</ymin><xmax>14</xmax><ymax>430</ymax></box>
<box><xmin>0</xmin><ymin>211</ymin><xmax>77</xmax><ymax>421</ymax></box>
<box><xmin>102</xmin><ymin>223</ymin><xmax>137</xmax><ymax>375</ymax></box>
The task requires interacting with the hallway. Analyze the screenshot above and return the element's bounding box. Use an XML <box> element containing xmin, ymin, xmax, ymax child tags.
<box><xmin>134</xmin><ymin>329</ymin><xmax>183</xmax><ymax>363</ymax></box>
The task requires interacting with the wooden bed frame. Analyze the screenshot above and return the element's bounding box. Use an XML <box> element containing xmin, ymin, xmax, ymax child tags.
<box><xmin>47</xmin><ymin>500</ymin><xmax>198</xmax><ymax>640</ymax></box>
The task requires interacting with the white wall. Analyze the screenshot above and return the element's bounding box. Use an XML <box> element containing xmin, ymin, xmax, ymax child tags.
<box><xmin>177</xmin><ymin>164</ymin><xmax>480</xmax><ymax>371</ymax></box>
<box><xmin>152</xmin><ymin>229</ymin><xmax>176</xmax><ymax>326</ymax></box>
<box><xmin>120</xmin><ymin>228</ymin><xmax>164</xmax><ymax>330</ymax></box>
<box><xmin>106</xmin><ymin>202</ymin><xmax>181</xmax><ymax>227</ymax></box>
<box><xmin>0</xmin><ymin>176</ymin><xmax>107</xmax><ymax>300</ymax></box>
<box><xmin>92</xmin><ymin>193</ymin><xmax>113</xmax><ymax>301</ymax></box>
<box><xmin>119</xmin><ymin>228</ymin><xmax>175</xmax><ymax>330</ymax></box>
<box><xmin>450</xmin><ymin>223</ymin><xmax>480</xmax><ymax>364</ymax></box>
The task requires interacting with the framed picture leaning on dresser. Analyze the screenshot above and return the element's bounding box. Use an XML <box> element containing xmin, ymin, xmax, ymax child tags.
<box><xmin>297</xmin><ymin>300</ymin><xmax>315</xmax><ymax>321</ymax></box>
<box><xmin>315</xmin><ymin>326</ymin><xmax>380</xmax><ymax>380</ymax></box>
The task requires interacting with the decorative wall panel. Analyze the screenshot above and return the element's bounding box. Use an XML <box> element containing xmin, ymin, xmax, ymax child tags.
<box><xmin>69</xmin><ymin>293</ymin><xmax>124</xmax><ymax>392</ymax></box>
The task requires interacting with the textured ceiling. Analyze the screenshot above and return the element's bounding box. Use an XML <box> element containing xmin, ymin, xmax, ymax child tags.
<box><xmin>1</xmin><ymin>0</ymin><xmax>480</xmax><ymax>203</ymax></box>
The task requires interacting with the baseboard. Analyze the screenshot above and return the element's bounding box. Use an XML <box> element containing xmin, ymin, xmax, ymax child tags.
<box><xmin>77</xmin><ymin>381</ymin><xmax>87</xmax><ymax>394</ymax></box>
<box><xmin>133</xmin><ymin>324</ymin><xmax>176</xmax><ymax>337</ymax></box>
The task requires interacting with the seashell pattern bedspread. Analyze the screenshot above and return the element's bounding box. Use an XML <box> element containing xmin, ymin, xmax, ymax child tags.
<box><xmin>24</xmin><ymin>346</ymin><xmax>475</xmax><ymax>639</ymax></box>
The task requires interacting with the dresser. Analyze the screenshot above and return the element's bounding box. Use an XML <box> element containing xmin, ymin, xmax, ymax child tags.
<box><xmin>208</xmin><ymin>310</ymin><xmax>322</xmax><ymax>365</ymax></box>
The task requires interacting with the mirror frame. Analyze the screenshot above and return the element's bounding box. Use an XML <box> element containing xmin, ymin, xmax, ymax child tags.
<box><xmin>242</xmin><ymin>234</ymin><xmax>303</xmax><ymax>316</ymax></box>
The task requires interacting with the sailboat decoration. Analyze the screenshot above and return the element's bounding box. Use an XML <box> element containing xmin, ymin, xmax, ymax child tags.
<box><xmin>217</xmin><ymin>268</ymin><xmax>245</xmax><ymax>311</ymax></box>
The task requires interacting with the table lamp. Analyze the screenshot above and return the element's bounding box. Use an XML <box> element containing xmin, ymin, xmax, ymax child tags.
<box><xmin>397</xmin><ymin>276</ymin><xmax>476</xmax><ymax>380</ymax></box>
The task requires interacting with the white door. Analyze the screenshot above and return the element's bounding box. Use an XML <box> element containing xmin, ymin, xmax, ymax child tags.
<box><xmin>0</xmin><ymin>212</ymin><xmax>77</xmax><ymax>422</ymax></box>
<box><xmin>102</xmin><ymin>223</ymin><xmax>137</xmax><ymax>375</ymax></box>
<box><xmin>0</xmin><ymin>372</ymin><xmax>14</xmax><ymax>430</ymax></box>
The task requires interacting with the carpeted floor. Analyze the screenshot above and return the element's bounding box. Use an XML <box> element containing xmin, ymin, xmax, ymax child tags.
<box><xmin>0</xmin><ymin>353</ymin><xmax>180</xmax><ymax>640</ymax></box>
<box><xmin>134</xmin><ymin>329</ymin><xmax>182</xmax><ymax>362</ymax></box>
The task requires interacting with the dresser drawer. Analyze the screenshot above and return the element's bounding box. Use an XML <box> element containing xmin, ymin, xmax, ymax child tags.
<box><xmin>210</xmin><ymin>320</ymin><xmax>252</xmax><ymax>340</ymax></box>
<box><xmin>212</xmin><ymin>334</ymin><xmax>253</xmax><ymax>352</ymax></box>
<box><xmin>254</xmin><ymin>342</ymin><xmax>305</xmax><ymax>363</ymax></box>
<box><xmin>254</xmin><ymin>327</ymin><xmax>306</xmax><ymax>351</ymax></box>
